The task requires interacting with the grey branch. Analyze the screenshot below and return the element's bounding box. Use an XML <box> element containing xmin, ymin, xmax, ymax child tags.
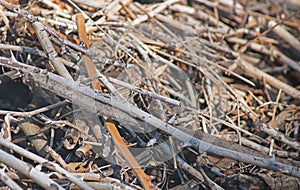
<box><xmin>0</xmin><ymin>148</ymin><xmax>64</xmax><ymax>190</ymax></box>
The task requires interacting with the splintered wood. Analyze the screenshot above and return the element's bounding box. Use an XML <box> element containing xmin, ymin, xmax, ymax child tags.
<box><xmin>0</xmin><ymin>0</ymin><xmax>300</xmax><ymax>189</ymax></box>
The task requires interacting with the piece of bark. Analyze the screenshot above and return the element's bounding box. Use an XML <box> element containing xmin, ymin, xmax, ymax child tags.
<box><xmin>18</xmin><ymin>121</ymin><xmax>48</xmax><ymax>156</ymax></box>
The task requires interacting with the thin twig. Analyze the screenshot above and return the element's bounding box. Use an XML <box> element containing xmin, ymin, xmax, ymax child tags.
<box><xmin>0</xmin><ymin>101</ymin><xmax>68</xmax><ymax>117</ymax></box>
<box><xmin>0</xmin><ymin>146</ymin><xmax>65</xmax><ymax>190</ymax></box>
<box><xmin>0</xmin><ymin>137</ymin><xmax>93</xmax><ymax>190</ymax></box>
<box><xmin>0</xmin><ymin>168</ymin><xmax>23</xmax><ymax>190</ymax></box>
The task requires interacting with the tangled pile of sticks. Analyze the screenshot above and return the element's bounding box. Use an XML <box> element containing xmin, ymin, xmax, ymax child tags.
<box><xmin>0</xmin><ymin>0</ymin><xmax>299</xmax><ymax>189</ymax></box>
